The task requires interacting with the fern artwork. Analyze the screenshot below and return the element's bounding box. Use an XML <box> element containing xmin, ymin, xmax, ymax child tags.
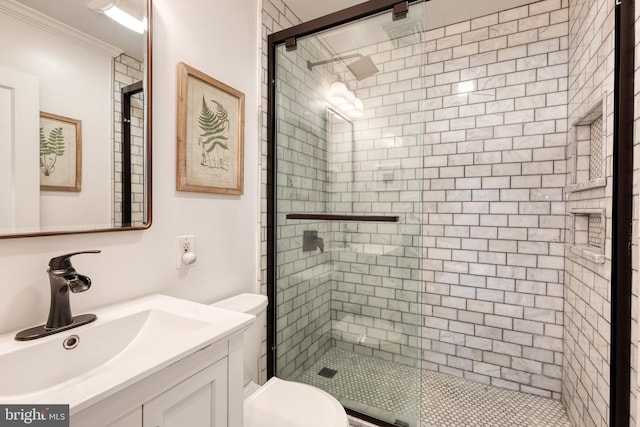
<box><xmin>178</xmin><ymin>63</ymin><xmax>245</xmax><ymax>195</ymax></box>
<box><xmin>39</xmin><ymin>126</ymin><xmax>66</xmax><ymax>176</ymax></box>
<box><xmin>39</xmin><ymin>112</ymin><xmax>82</xmax><ymax>192</ymax></box>
<box><xmin>197</xmin><ymin>95</ymin><xmax>231</xmax><ymax>171</ymax></box>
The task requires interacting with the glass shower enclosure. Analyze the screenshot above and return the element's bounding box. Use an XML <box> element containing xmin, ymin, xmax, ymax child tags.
<box><xmin>268</xmin><ymin>2</ymin><xmax>426</xmax><ymax>425</ymax></box>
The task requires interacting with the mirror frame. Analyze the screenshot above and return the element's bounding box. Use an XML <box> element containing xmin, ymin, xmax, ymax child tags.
<box><xmin>1</xmin><ymin>0</ymin><xmax>153</xmax><ymax>239</ymax></box>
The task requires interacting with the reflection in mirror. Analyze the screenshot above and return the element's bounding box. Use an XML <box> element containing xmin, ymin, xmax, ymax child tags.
<box><xmin>0</xmin><ymin>0</ymin><xmax>150</xmax><ymax>237</ymax></box>
<box><xmin>116</xmin><ymin>70</ymin><xmax>145</xmax><ymax>227</ymax></box>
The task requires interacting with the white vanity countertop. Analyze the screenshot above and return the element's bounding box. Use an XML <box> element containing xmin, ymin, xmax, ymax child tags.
<box><xmin>0</xmin><ymin>294</ymin><xmax>254</xmax><ymax>413</ymax></box>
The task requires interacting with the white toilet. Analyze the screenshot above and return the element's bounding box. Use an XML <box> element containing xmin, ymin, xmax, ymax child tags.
<box><xmin>211</xmin><ymin>293</ymin><xmax>349</xmax><ymax>427</ymax></box>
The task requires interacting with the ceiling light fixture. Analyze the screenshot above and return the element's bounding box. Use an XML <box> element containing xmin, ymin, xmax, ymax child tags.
<box><xmin>104</xmin><ymin>5</ymin><xmax>146</xmax><ymax>34</ymax></box>
<box><xmin>328</xmin><ymin>82</ymin><xmax>349</xmax><ymax>106</ymax></box>
<box><xmin>89</xmin><ymin>0</ymin><xmax>147</xmax><ymax>34</ymax></box>
<box><xmin>327</xmin><ymin>82</ymin><xmax>365</xmax><ymax>119</ymax></box>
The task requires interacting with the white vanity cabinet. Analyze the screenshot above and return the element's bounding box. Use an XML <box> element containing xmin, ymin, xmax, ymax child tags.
<box><xmin>106</xmin><ymin>408</ymin><xmax>141</xmax><ymax>427</ymax></box>
<box><xmin>142</xmin><ymin>358</ymin><xmax>228</xmax><ymax>427</ymax></box>
<box><xmin>71</xmin><ymin>334</ymin><xmax>244</xmax><ymax>427</ymax></box>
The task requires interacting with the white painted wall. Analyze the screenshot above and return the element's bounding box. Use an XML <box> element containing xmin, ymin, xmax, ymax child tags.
<box><xmin>0</xmin><ymin>0</ymin><xmax>259</xmax><ymax>335</ymax></box>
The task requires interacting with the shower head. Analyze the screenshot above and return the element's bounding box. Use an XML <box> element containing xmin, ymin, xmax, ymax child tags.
<box><xmin>346</xmin><ymin>55</ymin><xmax>379</xmax><ymax>81</ymax></box>
<box><xmin>307</xmin><ymin>53</ymin><xmax>379</xmax><ymax>81</ymax></box>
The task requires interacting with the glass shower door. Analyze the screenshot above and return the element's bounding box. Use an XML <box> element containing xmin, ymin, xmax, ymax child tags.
<box><xmin>272</xmin><ymin>2</ymin><xmax>425</xmax><ymax>425</ymax></box>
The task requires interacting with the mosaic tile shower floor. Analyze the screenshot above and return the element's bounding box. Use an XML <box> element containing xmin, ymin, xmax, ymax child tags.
<box><xmin>294</xmin><ymin>348</ymin><xmax>571</xmax><ymax>427</ymax></box>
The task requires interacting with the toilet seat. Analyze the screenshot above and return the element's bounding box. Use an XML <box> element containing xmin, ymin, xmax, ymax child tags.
<box><xmin>244</xmin><ymin>377</ymin><xmax>349</xmax><ymax>427</ymax></box>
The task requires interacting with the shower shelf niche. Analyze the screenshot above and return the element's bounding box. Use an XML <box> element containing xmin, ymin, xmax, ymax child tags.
<box><xmin>568</xmin><ymin>208</ymin><xmax>606</xmax><ymax>263</ymax></box>
<box><xmin>568</xmin><ymin>101</ymin><xmax>606</xmax><ymax>193</ymax></box>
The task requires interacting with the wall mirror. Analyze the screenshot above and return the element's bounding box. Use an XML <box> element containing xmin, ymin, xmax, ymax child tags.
<box><xmin>0</xmin><ymin>0</ymin><xmax>151</xmax><ymax>238</ymax></box>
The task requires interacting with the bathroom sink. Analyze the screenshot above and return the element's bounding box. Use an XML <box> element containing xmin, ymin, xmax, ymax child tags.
<box><xmin>0</xmin><ymin>294</ymin><xmax>253</xmax><ymax>413</ymax></box>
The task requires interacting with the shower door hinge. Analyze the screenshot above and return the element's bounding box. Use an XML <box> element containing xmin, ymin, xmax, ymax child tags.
<box><xmin>393</xmin><ymin>1</ymin><xmax>409</xmax><ymax>21</ymax></box>
<box><xmin>285</xmin><ymin>37</ymin><xmax>297</xmax><ymax>51</ymax></box>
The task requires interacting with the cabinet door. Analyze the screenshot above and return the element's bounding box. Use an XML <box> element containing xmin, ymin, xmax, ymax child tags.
<box><xmin>107</xmin><ymin>407</ymin><xmax>142</xmax><ymax>427</ymax></box>
<box><xmin>143</xmin><ymin>358</ymin><xmax>228</xmax><ymax>427</ymax></box>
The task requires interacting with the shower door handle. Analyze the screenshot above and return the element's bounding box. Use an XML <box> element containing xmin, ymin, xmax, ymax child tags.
<box><xmin>287</xmin><ymin>213</ymin><xmax>399</xmax><ymax>222</ymax></box>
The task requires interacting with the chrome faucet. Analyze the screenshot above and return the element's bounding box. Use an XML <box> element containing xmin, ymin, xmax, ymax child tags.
<box><xmin>15</xmin><ymin>250</ymin><xmax>101</xmax><ymax>341</ymax></box>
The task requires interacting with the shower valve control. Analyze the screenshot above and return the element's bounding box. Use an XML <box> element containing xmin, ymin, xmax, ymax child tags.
<box><xmin>303</xmin><ymin>230</ymin><xmax>324</xmax><ymax>253</ymax></box>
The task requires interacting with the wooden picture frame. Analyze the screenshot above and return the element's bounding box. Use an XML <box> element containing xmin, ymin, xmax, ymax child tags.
<box><xmin>177</xmin><ymin>62</ymin><xmax>245</xmax><ymax>195</ymax></box>
<box><xmin>39</xmin><ymin>112</ymin><xmax>82</xmax><ymax>192</ymax></box>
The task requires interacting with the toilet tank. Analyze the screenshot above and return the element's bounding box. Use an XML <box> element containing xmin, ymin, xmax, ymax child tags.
<box><xmin>211</xmin><ymin>293</ymin><xmax>268</xmax><ymax>386</ymax></box>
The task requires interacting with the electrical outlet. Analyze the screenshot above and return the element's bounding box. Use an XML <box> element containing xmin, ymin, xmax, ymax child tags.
<box><xmin>176</xmin><ymin>235</ymin><xmax>195</xmax><ymax>269</ymax></box>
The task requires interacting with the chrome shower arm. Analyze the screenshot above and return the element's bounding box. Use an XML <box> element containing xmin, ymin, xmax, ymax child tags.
<box><xmin>306</xmin><ymin>53</ymin><xmax>364</xmax><ymax>71</ymax></box>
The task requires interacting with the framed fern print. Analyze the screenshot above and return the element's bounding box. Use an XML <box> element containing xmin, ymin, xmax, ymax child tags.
<box><xmin>177</xmin><ymin>62</ymin><xmax>245</xmax><ymax>195</ymax></box>
<box><xmin>39</xmin><ymin>112</ymin><xmax>82</xmax><ymax>191</ymax></box>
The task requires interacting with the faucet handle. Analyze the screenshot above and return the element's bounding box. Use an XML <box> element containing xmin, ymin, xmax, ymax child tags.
<box><xmin>48</xmin><ymin>250</ymin><xmax>101</xmax><ymax>270</ymax></box>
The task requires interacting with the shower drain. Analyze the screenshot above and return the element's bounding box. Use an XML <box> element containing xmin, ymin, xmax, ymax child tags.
<box><xmin>317</xmin><ymin>367</ymin><xmax>337</xmax><ymax>378</ymax></box>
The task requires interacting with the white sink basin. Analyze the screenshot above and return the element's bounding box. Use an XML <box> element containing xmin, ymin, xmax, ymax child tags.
<box><xmin>0</xmin><ymin>294</ymin><xmax>253</xmax><ymax>412</ymax></box>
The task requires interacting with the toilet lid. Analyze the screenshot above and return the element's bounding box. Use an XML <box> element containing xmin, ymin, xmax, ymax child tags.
<box><xmin>244</xmin><ymin>377</ymin><xmax>348</xmax><ymax>427</ymax></box>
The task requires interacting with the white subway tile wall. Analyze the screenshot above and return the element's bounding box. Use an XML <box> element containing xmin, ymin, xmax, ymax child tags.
<box><xmin>564</xmin><ymin>0</ymin><xmax>614</xmax><ymax>425</ymax></box>
<box><xmin>327</xmin><ymin>32</ymin><xmax>424</xmax><ymax>366</ymax></box>
<box><xmin>274</xmin><ymin>35</ymin><xmax>339</xmax><ymax>378</ymax></box>
<box><xmin>261</xmin><ymin>0</ymin><xmax>304</xmax><ymax>384</ymax></box>
<box><xmin>417</xmin><ymin>0</ymin><xmax>569</xmax><ymax>400</ymax></box>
